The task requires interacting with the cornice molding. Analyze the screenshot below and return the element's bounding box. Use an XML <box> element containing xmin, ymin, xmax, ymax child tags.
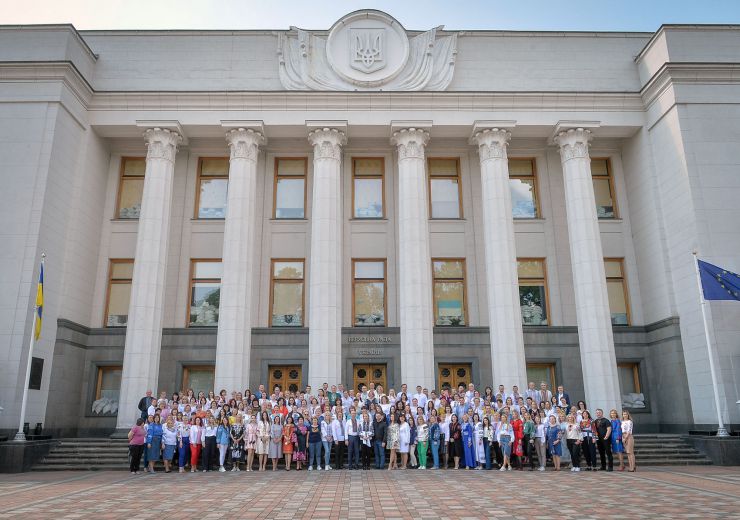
<box><xmin>640</xmin><ymin>62</ymin><xmax>740</xmax><ymax>109</ymax></box>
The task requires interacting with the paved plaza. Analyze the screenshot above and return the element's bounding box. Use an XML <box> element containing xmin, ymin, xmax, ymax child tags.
<box><xmin>0</xmin><ymin>466</ymin><xmax>738</xmax><ymax>519</ymax></box>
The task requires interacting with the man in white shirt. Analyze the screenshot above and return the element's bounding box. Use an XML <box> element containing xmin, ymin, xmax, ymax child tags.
<box><xmin>331</xmin><ymin>415</ymin><xmax>347</xmax><ymax>469</ymax></box>
<box><xmin>400</xmin><ymin>383</ymin><xmax>408</xmax><ymax>398</ymax></box>
<box><xmin>342</xmin><ymin>391</ymin><xmax>353</xmax><ymax>410</ymax></box>
<box><xmin>538</xmin><ymin>381</ymin><xmax>552</xmax><ymax>405</ymax></box>
<box><xmin>413</xmin><ymin>386</ymin><xmax>427</xmax><ymax>409</ymax></box>
<box><xmin>411</xmin><ymin>398</ymin><xmax>420</xmax><ymax>418</ymax></box>
<box><xmin>465</xmin><ymin>383</ymin><xmax>476</xmax><ymax>403</ymax></box>
<box><xmin>345</xmin><ymin>408</ymin><xmax>360</xmax><ymax>470</ymax></box>
<box><xmin>524</xmin><ymin>382</ymin><xmax>539</xmax><ymax>403</ymax></box>
<box><xmin>510</xmin><ymin>385</ymin><xmax>522</xmax><ymax>407</ymax></box>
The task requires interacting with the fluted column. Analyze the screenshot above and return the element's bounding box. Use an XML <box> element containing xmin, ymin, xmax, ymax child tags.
<box><xmin>391</xmin><ymin>127</ymin><xmax>435</xmax><ymax>390</ymax></box>
<box><xmin>555</xmin><ymin>126</ymin><xmax>620</xmax><ymax>413</ymax></box>
<box><xmin>307</xmin><ymin>127</ymin><xmax>346</xmax><ymax>389</ymax></box>
<box><xmin>117</xmin><ymin>127</ymin><xmax>181</xmax><ymax>429</ymax></box>
<box><xmin>472</xmin><ymin>127</ymin><xmax>527</xmax><ymax>390</ymax></box>
<box><xmin>214</xmin><ymin>127</ymin><xmax>265</xmax><ymax>392</ymax></box>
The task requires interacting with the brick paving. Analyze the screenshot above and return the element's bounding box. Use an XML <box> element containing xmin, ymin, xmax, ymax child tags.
<box><xmin>0</xmin><ymin>467</ymin><xmax>738</xmax><ymax>519</ymax></box>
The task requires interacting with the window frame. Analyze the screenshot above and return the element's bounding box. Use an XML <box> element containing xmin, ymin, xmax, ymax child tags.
<box><xmin>605</xmin><ymin>257</ymin><xmax>631</xmax><ymax>326</ymax></box>
<box><xmin>104</xmin><ymin>259</ymin><xmax>134</xmax><ymax>328</ymax></box>
<box><xmin>526</xmin><ymin>362</ymin><xmax>557</xmax><ymax>392</ymax></box>
<box><xmin>194</xmin><ymin>156</ymin><xmax>229</xmax><ymax>220</ymax></box>
<box><xmin>115</xmin><ymin>156</ymin><xmax>146</xmax><ymax>220</ymax></box>
<box><xmin>617</xmin><ymin>362</ymin><xmax>641</xmax><ymax>394</ymax></box>
<box><xmin>517</xmin><ymin>257</ymin><xmax>550</xmax><ymax>326</ymax></box>
<box><xmin>427</xmin><ymin>157</ymin><xmax>464</xmax><ymax>220</ymax></box>
<box><xmin>182</xmin><ymin>364</ymin><xmax>216</xmax><ymax>392</ymax></box>
<box><xmin>269</xmin><ymin>258</ymin><xmax>306</xmax><ymax>327</ymax></box>
<box><xmin>273</xmin><ymin>157</ymin><xmax>308</xmax><ymax>220</ymax></box>
<box><xmin>95</xmin><ymin>365</ymin><xmax>123</xmax><ymax>401</ymax></box>
<box><xmin>187</xmin><ymin>258</ymin><xmax>222</xmax><ymax>328</ymax></box>
<box><xmin>508</xmin><ymin>157</ymin><xmax>541</xmax><ymax>219</ymax></box>
<box><xmin>351</xmin><ymin>157</ymin><xmax>386</xmax><ymax>219</ymax></box>
<box><xmin>431</xmin><ymin>257</ymin><xmax>468</xmax><ymax>327</ymax></box>
<box><xmin>351</xmin><ymin>258</ymin><xmax>387</xmax><ymax>327</ymax></box>
<box><xmin>591</xmin><ymin>157</ymin><xmax>619</xmax><ymax>219</ymax></box>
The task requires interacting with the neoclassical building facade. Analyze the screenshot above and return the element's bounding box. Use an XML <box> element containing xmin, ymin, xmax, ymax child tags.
<box><xmin>1</xmin><ymin>10</ymin><xmax>739</xmax><ymax>436</ymax></box>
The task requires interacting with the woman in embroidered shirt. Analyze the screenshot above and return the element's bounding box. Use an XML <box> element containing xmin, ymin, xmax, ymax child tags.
<box><xmin>449</xmin><ymin>413</ymin><xmax>463</xmax><ymax>469</ymax></box>
<box><xmin>472</xmin><ymin>414</ymin><xmax>485</xmax><ymax>469</ymax></box>
<box><xmin>282</xmin><ymin>415</ymin><xmax>296</xmax><ymax>471</ymax></box>
<box><xmin>416</xmin><ymin>415</ymin><xmax>429</xmax><ymax>470</ymax></box>
<box><xmin>229</xmin><ymin>413</ymin><xmax>245</xmax><ymax>472</ymax></box>
<box><xmin>294</xmin><ymin>416</ymin><xmax>308</xmax><ymax>470</ymax></box>
<box><xmin>510</xmin><ymin>410</ymin><xmax>524</xmax><ymax>470</ymax></box>
<box><xmin>145</xmin><ymin>414</ymin><xmax>163</xmax><ymax>473</ymax></box>
<box><xmin>269</xmin><ymin>414</ymin><xmax>284</xmax><ymax>471</ymax></box>
<box><xmin>244</xmin><ymin>414</ymin><xmax>258</xmax><ymax>472</ymax></box>
<box><xmin>622</xmin><ymin>410</ymin><xmax>636</xmax><ymax>472</ymax></box>
<box><xmin>579</xmin><ymin>410</ymin><xmax>596</xmax><ymax>471</ymax></box>
<box><xmin>461</xmin><ymin>414</ymin><xmax>476</xmax><ymax>470</ymax></box>
<box><xmin>565</xmin><ymin>414</ymin><xmax>583</xmax><ymax>472</ymax></box>
<box><xmin>398</xmin><ymin>414</ymin><xmax>411</xmax><ymax>470</ymax></box>
<box><xmin>176</xmin><ymin>416</ymin><xmax>191</xmax><ymax>473</ymax></box>
<box><xmin>482</xmin><ymin>416</ymin><xmax>493</xmax><ymax>470</ymax></box>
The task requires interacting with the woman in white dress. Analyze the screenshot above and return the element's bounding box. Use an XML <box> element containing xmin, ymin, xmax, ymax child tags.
<box><xmin>398</xmin><ymin>414</ymin><xmax>411</xmax><ymax>470</ymax></box>
<box><xmin>256</xmin><ymin>411</ymin><xmax>271</xmax><ymax>471</ymax></box>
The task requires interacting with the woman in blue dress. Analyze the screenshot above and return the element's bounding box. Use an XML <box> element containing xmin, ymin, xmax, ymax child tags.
<box><xmin>609</xmin><ymin>409</ymin><xmax>625</xmax><ymax>471</ymax></box>
<box><xmin>145</xmin><ymin>414</ymin><xmax>163</xmax><ymax>473</ymax></box>
<box><xmin>545</xmin><ymin>415</ymin><xmax>562</xmax><ymax>471</ymax></box>
<box><xmin>461</xmin><ymin>414</ymin><xmax>476</xmax><ymax>469</ymax></box>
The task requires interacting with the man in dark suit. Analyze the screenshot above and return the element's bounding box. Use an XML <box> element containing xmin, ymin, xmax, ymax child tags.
<box><xmin>137</xmin><ymin>390</ymin><xmax>154</xmax><ymax>420</ymax></box>
<box><xmin>556</xmin><ymin>385</ymin><xmax>571</xmax><ymax>408</ymax></box>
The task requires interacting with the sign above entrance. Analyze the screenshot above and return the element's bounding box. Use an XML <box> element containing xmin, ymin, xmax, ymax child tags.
<box><xmin>277</xmin><ymin>9</ymin><xmax>458</xmax><ymax>91</ymax></box>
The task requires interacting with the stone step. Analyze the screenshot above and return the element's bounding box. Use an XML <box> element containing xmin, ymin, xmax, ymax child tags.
<box><xmin>41</xmin><ymin>458</ymin><xmax>128</xmax><ymax>465</ymax></box>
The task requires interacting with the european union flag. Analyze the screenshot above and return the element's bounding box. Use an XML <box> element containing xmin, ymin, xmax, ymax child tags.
<box><xmin>698</xmin><ymin>260</ymin><xmax>740</xmax><ymax>301</ymax></box>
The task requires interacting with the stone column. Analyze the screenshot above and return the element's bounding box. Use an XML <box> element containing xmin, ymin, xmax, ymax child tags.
<box><xmin>307</xmin><ymin>126</ymin><xmax>346</xmax><ymax>389</ymax></box>
<box><xmin>554</xmin><ymin>126</ymin><xmax>620</xmax><ymax>413</ymax></box>
<box><xmin>214</xmin><ymin>126</ymin><xmax>265</xmax><ymax>393</ymax></box>
<box><xmin>471</xmin><ymin>126</ymin><xmax>528</xmax><ymax>390</ymax></box>
<box><xmin>391</xmin><ymin>127</ymin><xmax>435</xmax><ymax>390</ymax></box>
<box><xmin>117</xmin><ymin>127</ymin><xmax>181</xmax><ymax>429</ymax></box>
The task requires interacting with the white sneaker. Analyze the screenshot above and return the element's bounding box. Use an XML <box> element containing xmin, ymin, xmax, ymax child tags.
<box><xmin>231</xmin><ymin>467</ymin><xmax>237</xmax><ymax>472</ymax></box>
<box><xmin>575</xmin><ymin>467</ymin><xmax>580</xmax><ymax>472</ymax></box>
<box><xmin>499</xmin><ymin>466</ymin><xmax>506</xmax><ymax>471</ymax></box>
<box><xmin>325</xmin><ymin>465</ymin><xmax>332</xmax><ymax>470</ymax></box>
<box><xmin>507</xmin><ymin>466</ymin><xmax>512</xmax><ymax>471</ymax></box>
<box><xmin>317</xmin><ymin>467</ymin><xmax>322</xmax><ymax>471</ymax></box>
<box><xmin>219</xmin><ymin>466</ymin><xmax>226</xmax><ymax>472</ymax></box>
<box><xmin>308</xmin><ymin>466</ymin><xmax>313</xmax><ymax>471</ymax></box>
<box><xmin>538</xmin><ymin>466</ymin><xmax>545</xmax><ymax>471</ymax></box>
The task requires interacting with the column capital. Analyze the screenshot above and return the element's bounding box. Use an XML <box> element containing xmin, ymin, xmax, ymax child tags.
<box><xmin>225</xmin><ymin>128</ymin><xmax>265</xmax><ymax>161</ymax></box>
<box><xmin>552</xmin><ymin>121</ymin><xmax>599</xmax><ymax>161</ymax></box>
<box><xmin>307</xmin><ymin>127</ymin><xmax>347</xmax><ymax>160</ymax></box>
<box><xmin>391</xmin><ymin>127</ymin><xmax>430</xmax><ymax>160</ymax></box>
<box><xmin>471</xmin><ymin>128</ymin><xmax>512</xmax><ymax>161</ymax></box>
<box><xmin>143</xmin><ymin>127</ymin><xmax>182</xmax><ymax>163</ymax></box>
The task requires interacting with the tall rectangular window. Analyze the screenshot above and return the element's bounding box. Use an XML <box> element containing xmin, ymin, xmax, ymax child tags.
<box><xmin>591</xmin><ymin>158</ymin><xmax>618</xmax><ymax>219</ymax></box>
<box><xmin>428</xmin><ymin>158</ymin><xmax>462</xmax><ymax>219</ymax></box>
<box><xmin>270</xmin><ymin>260</ymin><xmax>305</xmax><ymax>326</ymax></box>
<box><xmin>195</xmin><ymin>157</ymin><xmax>229</xmax><ymax>219</ymax></box>
<box><xmin>509</xmin><ymin>158</ymin><xmax>539</xmax><ymax>219</ymax></box>
<box><xmin>526</xmin><ymin>363</ymin><xmax>556</xmax><ymax>392</ymax></box>
<box><xmin>605</xmin><ymin>258</ymin><xmax>630</xmax><ymax>325</ymax></box>
<box><xmin>274</xmin><ymin>158</ymin><xmax>307</xmax><ymax>219</ymax></box>
<box><xmin>353</xmin><ymin>259</ymin><xmax>386</xmax><ymax>326</ymax></box>
<box><xmin>353</xmin><ymin>158</ymin><xmax>384</xmax><ymax>218</ymax></box>
<box><xmin>116</xmin><ymin>157</ymin><xmax>146</xmax><ymax>219</ymax></box>
<box><xmin>183</xmin><ymin>365</ymin><xmax>215</xmax><ymax>395</ymax></box>
<box><xmin>105</xmin><ymin>259</ymin><xmax>133</xmax><ymax>327</ymax></box>
<box><xmin>188</xmin><ymin>260</ymin><xmax>222</xmax><ymax>327</ymax></box>
<box><xmin>518</xmin><ymin>259</ymin><xmax>548</xmax><ymax>325</ymax></box>
<box><xmin>92</xmin><ymin>365</ymin><xmax>122</xmax><ymax>415</ymax></box>
<box><xmin>432</xmin><ymin>259</ymin><xmax>466</xmax><ymax>326</ymax></box>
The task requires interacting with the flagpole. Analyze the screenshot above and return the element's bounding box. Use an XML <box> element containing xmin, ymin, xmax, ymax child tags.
<box><xmin>14</xmin><ymin>253</ymin><xmax>43</xmax><ymax>442</ymax></box>
<box><xmin>692</xmin><ymin>251</ymin><xmax>730</xmax><ymax>437</ymax></box>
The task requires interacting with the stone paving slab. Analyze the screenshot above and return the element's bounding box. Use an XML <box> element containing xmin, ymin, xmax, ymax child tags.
<box><xmin>0</xmin><ymin>467</ymin><xmax>738</xmax><ymax>519</ymax></box>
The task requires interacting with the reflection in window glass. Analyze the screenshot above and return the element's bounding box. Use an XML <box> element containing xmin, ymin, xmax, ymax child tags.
<box><xmin>591</xmin><ymin>158</ymin><xmax>617</xmax><ymax>218</ymax></box>
<box><xmin>106</xmin><ymin>260</ymin><xmax>133</xmax><ymax>327</ymax></box>
<box><xmin>605</xmin><ymin>259</ymin><xmax>629</xmax><ymax>325</ymax></box>
<box><xmin>92</xmin><ymin>366</ymin><xmax>122</xmax><ymax>415</ymax></box>
<box><xmin>429</xmin><ymin>158</ymin><xmax>462</xmax><ymax>219</ymax></box>
<box><xmin>275</xmin><ymin>158</ymin><xmax>306</xmax><ymax>219</ymax></box>
<box><xmin>196</xmin><ymin>158</ymin><xmax>229</xmax><ymax>219</ymax></box>
<box><xmin>354</xmin><ymin>260</ymin><xmax>385</xmax><ymax>326</ymax></box>
<box><xmin>509</xmin><ymin>159</ymin><xmax>539</xmax><ymax>219</ymax></box>
<box><xmin>526</xmin><ymin>363</ymin><xmax>555</xmax><ymax>391</ymax></box>
<box><xmin>353</xmin><ymin>158</ymin><xmax>384</xmax><ymax>218</ymax></box>
<box><xmin>271</xmin><ymin>259</ymin><xmax>304</xmax><ymax>326</ymax></box>
<box><xmin>189</xmin><ymin>261</ymin><xmax>221</xmax><ymax>327</ymax></box>
<box><xmin>117</xmin><ymin>158</ymin><xmax>146</xmax><ymax>219</ymax></box>
<box><xmin>433</xmin><ymin>259</ymin><xmax>466</xmax><ymax>326</ymax></box>
<box><xmin>518</xmin><ymin>259</ymin><xmax>548</xmax><ymax>325</ymax></box>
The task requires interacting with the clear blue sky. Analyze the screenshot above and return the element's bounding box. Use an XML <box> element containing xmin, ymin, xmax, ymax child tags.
<box><xmin>2</xmin><ymin>0</ymin><xmax>740</xmax><ymax>31</ymax></box>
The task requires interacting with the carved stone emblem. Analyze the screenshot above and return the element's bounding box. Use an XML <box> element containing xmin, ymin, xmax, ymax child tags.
<box><xmin>350</xmin><ymin>28</ymin><xmax>385</xmax><ymax>72</ymax></box>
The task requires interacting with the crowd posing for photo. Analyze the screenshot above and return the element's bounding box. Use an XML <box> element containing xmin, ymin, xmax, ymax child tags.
<box><xmin>126</xmin><ymin>381</ymin><xmax>636</xmax><ymax>475</ymax></box>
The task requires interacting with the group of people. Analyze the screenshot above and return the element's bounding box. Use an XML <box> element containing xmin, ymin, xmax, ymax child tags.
<box><xmin>126</xmin><ymin>380</ymin><xmax>636</xmax><ymax>475</ymax></box>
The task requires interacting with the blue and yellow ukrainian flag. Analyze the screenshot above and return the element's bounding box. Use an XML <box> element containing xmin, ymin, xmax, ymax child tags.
<box><xmin>34</xmin><ymin>262</ymin><xmax>43</xmax><ymax>340</ymax></box>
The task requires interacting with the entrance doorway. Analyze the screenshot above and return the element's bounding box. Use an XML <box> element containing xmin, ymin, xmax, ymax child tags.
<box><xmin>437</xmin><ymin>363</ymin><xmax>473</xmax><ymax>392</ymax></box>
<box><xmin>353</xmin><ymin>364</ymin><xmax>387</xmax><ymax>393</ymax></box>
<box><xmin>268</xmin><ymin>365</ymin><xmax>302</xmax><ymax>393</ymax></box>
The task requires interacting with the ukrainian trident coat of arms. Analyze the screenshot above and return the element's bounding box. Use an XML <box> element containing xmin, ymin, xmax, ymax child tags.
<box><xmin>350</xmin><ymin>28</ymin><xmax>385</xmax><ymax>73</ymax></box>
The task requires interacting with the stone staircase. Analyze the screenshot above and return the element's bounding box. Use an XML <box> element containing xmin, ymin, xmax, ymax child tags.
<box><xmin>32</xmin><ymin>434</ymin><xmax>711</xmax><ymax>471</ymax></box>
